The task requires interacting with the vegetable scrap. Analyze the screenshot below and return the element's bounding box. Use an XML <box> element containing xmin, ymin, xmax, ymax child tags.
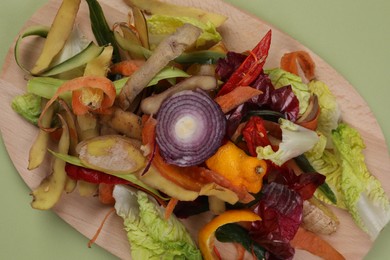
<box><xmin>156</xmin><ymin>89</ymin><xmax>226</xmax><ymax>167</ymax></box>
<box><xmin>198</xmin><ymin>209</ymin><xmax>261</xmax><ymax>260</ymax></box>
<box><xmin>10</xmin><ymin>0</ymin><xmax>390</xmax><ymax>259</ymax></box>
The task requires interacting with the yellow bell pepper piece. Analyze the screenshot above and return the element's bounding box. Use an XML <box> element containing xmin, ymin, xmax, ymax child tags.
<box><xmin>31</xmin><ymin>0</ymin><xmax>81</xmax><ymax>75</ymax></box>
<box><xmin>198</xmin><ymin>209</ymin><xmax>261</xmax><ymax>260</ymax></box>
<box><xmin>206</xmin><ymin>141</ymin><xmax>267</xmax><ymax>193</ymax></box>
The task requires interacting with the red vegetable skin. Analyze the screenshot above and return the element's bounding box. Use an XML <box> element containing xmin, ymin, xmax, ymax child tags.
<box><xmin>270</xmin><ymin>167</ymin><xmax>326</xmax><ymax>200</ymax></box>
<box><xmin>65</xmin><ymin>163</ymin><xmax>130</xmax><ymax>184</ymax></box>
<box><xmin>242</xmin><ymin>116</ymin><xmax>272</xmax><ymax>157</ymax></box>
<box><xmin>216</xmin><ymin>52</ymin><xmax>247</xmax><ymax>82</ymax></box>
<box><xmin>216</xmin><ymin>30</ymin><xmax>272</xmax><ymax>97</ymax></box>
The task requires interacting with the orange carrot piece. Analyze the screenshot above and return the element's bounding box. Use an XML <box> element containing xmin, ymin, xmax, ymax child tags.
<box><xmin>234</xmin><ymin>242</ymin><xmax>246</xmax><ymax>260</ymax></box>
<box><xmin>297</xmin><ymin>107</ymin><xmax>320</xmax><ymax>130</ymax></box>
<box><xmin>291</xmin><ymin>227</ymin><xmax>345</xmax><ymax>260</ymax></box>
<box><xmin>164</xmin><ymin>197</ymin><xmax>179</xmax><ymax>220</ymax></box>
<box><xmin>71</xmin><ymin>77</ymin><xmax>116</xmax><ymax>115</ymax></box>
<box><xmin>88</xmin><ymin>207</ymin><xmax>115</xmax><ymax>248</ymax></box>
<box><xmin>280</xmin><ymin>52</ymin><xmax>298</xmax><ymax>75</ymax></box>
<box><xmin>98</xmin><ymin>183</ymin><xmax>116</xmax><ymax>205</ymax></box>
<box><xmin>38</xmin><ymin>76</ymin><xmax>116</xmax><ymax>130</ymax></box>
<box><xmin>296</xmin><ymin>51</ymin><xmax>316</xmax><ymax>81</ymax></box>
<box><xmin>280</xmin><ymin>51</ymin><xmax>316</xmax><ymax>81</ymax></box>
<box><xmin>110</xmin><ymin>60</ymin><xmax>145</xmax><ymax>76</ymax></box>
<box><xmin>214</xmin><ymin>86</ymin><xmax>262</xmax><ymax>114</ymax></box>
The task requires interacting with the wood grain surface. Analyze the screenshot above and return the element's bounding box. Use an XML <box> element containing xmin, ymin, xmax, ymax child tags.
<box><xmin>0</xmin><ymin>0</ymin><xmax>389</xmax><ymax>259</ymax></box>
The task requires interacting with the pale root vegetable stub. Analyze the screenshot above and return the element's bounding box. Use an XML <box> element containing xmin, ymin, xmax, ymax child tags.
<box><xmin>302</xmin><ymin>198</ymin><xmax>339</xmax><ymax>235</ymax></box>
<box><xmin>140</xmin><ymin>75</ymin><xmax>218</xmax><ymax>115</ymax></box>
<box><xmin>99</xmin><ymin>107</ymin><xmax>143</xmax><ymax>140</ymax></box>
<box><xmin>118</xmin><ymin>23</ymin><xmax>202</xmax><ymax>110</ymax></box>
<box><xmin>76</xmin><ymin>135</ymin><xmax>146</xmax><ymax>175</ymax></box>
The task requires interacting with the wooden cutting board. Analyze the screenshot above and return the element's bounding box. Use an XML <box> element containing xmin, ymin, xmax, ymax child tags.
<box><xmin>0</xmin><ymin>0</ymin><xmax>389</xmax><ymax>259</ymax></box>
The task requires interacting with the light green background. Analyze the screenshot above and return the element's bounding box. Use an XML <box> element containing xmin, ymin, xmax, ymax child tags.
<box><xmin>0</xmin><ymin>0</ymin><xmax>389</xmax><ymax>259</ymax></box>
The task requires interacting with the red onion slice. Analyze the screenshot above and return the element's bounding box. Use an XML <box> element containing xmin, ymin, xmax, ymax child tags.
<box><xmin>156</xmin><ymin>89</ymin><xmax>226</xmax><ymax>167</ymax></box>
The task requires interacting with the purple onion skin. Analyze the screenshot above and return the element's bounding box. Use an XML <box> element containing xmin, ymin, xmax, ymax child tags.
<box><xmin>156</xmin><ymin>89</ymin><xmax>226</xmax><ymax>167</ymax></box>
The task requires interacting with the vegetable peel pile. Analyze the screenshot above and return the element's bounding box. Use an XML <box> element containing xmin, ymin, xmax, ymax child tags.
<box><xmin>10</xmin><ymin>0</ymin><xmax>390</xmax><ymax>259</ymax></box>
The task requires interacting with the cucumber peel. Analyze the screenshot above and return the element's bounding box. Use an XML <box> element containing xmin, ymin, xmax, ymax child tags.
<box><xmin>15</xmin><ymin>26</ymin><xmax>105</xmax><ymax>77</ymax></box>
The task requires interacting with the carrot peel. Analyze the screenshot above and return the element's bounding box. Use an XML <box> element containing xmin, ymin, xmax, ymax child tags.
<box><xmin>164</xmin><ymin>197</ymin><xmax>179</xmax><ymax>220</ymax></box>
<box><xmin>291</xmin><ymin>227</ymin><xmax>345</xmax><ymax>260</ymax></box>
<box><xmin>214</xmin><ymin>86</ymin><xmax>262</xmax><ymax>114</ymax></box>
<box><xmin>280</xmin><ymin>51</ymin><xmax>316</xmax><ymax>81</ymax></box>
<box><xmin>38</xmin><ymin>76</ymin><xmax>116</xmax><ymax>131</ymax></box>
<box><xmin>88</xmin><ymin>207</ymin><xmax>116</xmax><ymax>248</ymax></box>
<box><xmin>110</xmin><ymin>60</ymin><xmax>145</xmax><ymax>76</ymax></box>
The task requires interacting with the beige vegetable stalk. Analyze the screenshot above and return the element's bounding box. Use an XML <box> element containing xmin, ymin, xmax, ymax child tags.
<box><xmin>302</xmin><ymin>197</ymin><xmax>340</xmax><ymax>235</ymax></box>
<box><xmin>140</xmin><ymin>75</ymin><xmax>218</xmax><ymax>115</ymax></box>
<box><xmin>99</xmin><ymin>107</ymin><xmax>143</xmax><ymax>140</ymax></box>
<box><xmin>118</xmin><ymin>23</ymin><xmax>202</xmax><ymax>110</ymax></box>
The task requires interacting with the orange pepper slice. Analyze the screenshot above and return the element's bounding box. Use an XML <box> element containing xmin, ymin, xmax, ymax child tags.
<box><xmin>198</xmin><ymin>209</ymin><xmax>261</xmax><ymax>260</ymax></box>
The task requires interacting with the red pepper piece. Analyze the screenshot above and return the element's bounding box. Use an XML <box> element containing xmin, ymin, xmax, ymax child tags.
<box><xmin>217</xmin><ymin>30</ymin><xmax>272</xmax><ymax>97</ymax></box>
<box><xmin>65</xmin><ymin>163</ymin><xmax>130</xmax><ymax>184</ymax></box>
<box><xmin>242</xmin><ymin>116</ymin><xmax>271</xmax><ymax>157</ymax></box>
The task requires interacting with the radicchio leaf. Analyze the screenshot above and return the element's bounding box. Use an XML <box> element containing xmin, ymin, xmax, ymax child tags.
<box><xmin>226</xmin><ymin>103</ymin><xmax>248</xmax><ymax>138</ymax></box>
<box><xmin>249</xmin><ymin>72</ymin><xmax>299</xmax><ymax>121</ymax></box>
<box><xmin>216</xmin><ymin>51</ymin><xmax>247</xmax><ymax>82</ymax></box>
<box><xmin>269</xmin><ymin>85</ymin><xmax>300</xmax><ymax>121</ymax></box>
<box><xmin>250</xmin><ymin>182</ymin><xmax>303</xmax><ymax>260</ymax></box>
<box><xmin>268</xmin><ymin>166</ymin><xmax>326</xmax><ymax>200</ymax></box>
<box><xmin>250</xmin><ymin>72</ymin><xmax>274</xmax><ymax>106</ymax></box>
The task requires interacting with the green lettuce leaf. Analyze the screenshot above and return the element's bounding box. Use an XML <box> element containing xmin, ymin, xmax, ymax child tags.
<box><xmin>256</xmin><ymin>118</ymin><xmax>319</xmax><ymax>166</ymax></box>
<box><xmin>11</xmin><ymin>93</ymin><xmax>42</xmax><ymax>125</ymax></box>
<box><xmin>113</xmin><ymin>185</ymin><xmax>201</xmax><ymax>260</ymax></box>
<box><xmin>308</xmin><ymin>80</ymin><xmax>341</xmax><ymax>147</ymax></box>
<box><xmin>147</xmin><ymin>15</ymin><xmax>222</xmax><ymax>50</ymax></box>
<box><xmin>266</xmin><ymin>68</ymin><xmax>311</xmax><ymax>116</ymax></box>
<box><xmin>305</xmin><ymin>134</ymin><xmax>346</xmax><ymax>208</ymax></box>
<box><xmin>331</xmin><ymin>123</ymin><xmax>390</xmax><ymax>239</ymax></box>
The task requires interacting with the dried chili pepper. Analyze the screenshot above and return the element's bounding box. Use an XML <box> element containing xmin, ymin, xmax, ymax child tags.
<box><xmin>216</xmin><ymin>30</ymin><xmax>272</xmax><ymax>97</ymax></box>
